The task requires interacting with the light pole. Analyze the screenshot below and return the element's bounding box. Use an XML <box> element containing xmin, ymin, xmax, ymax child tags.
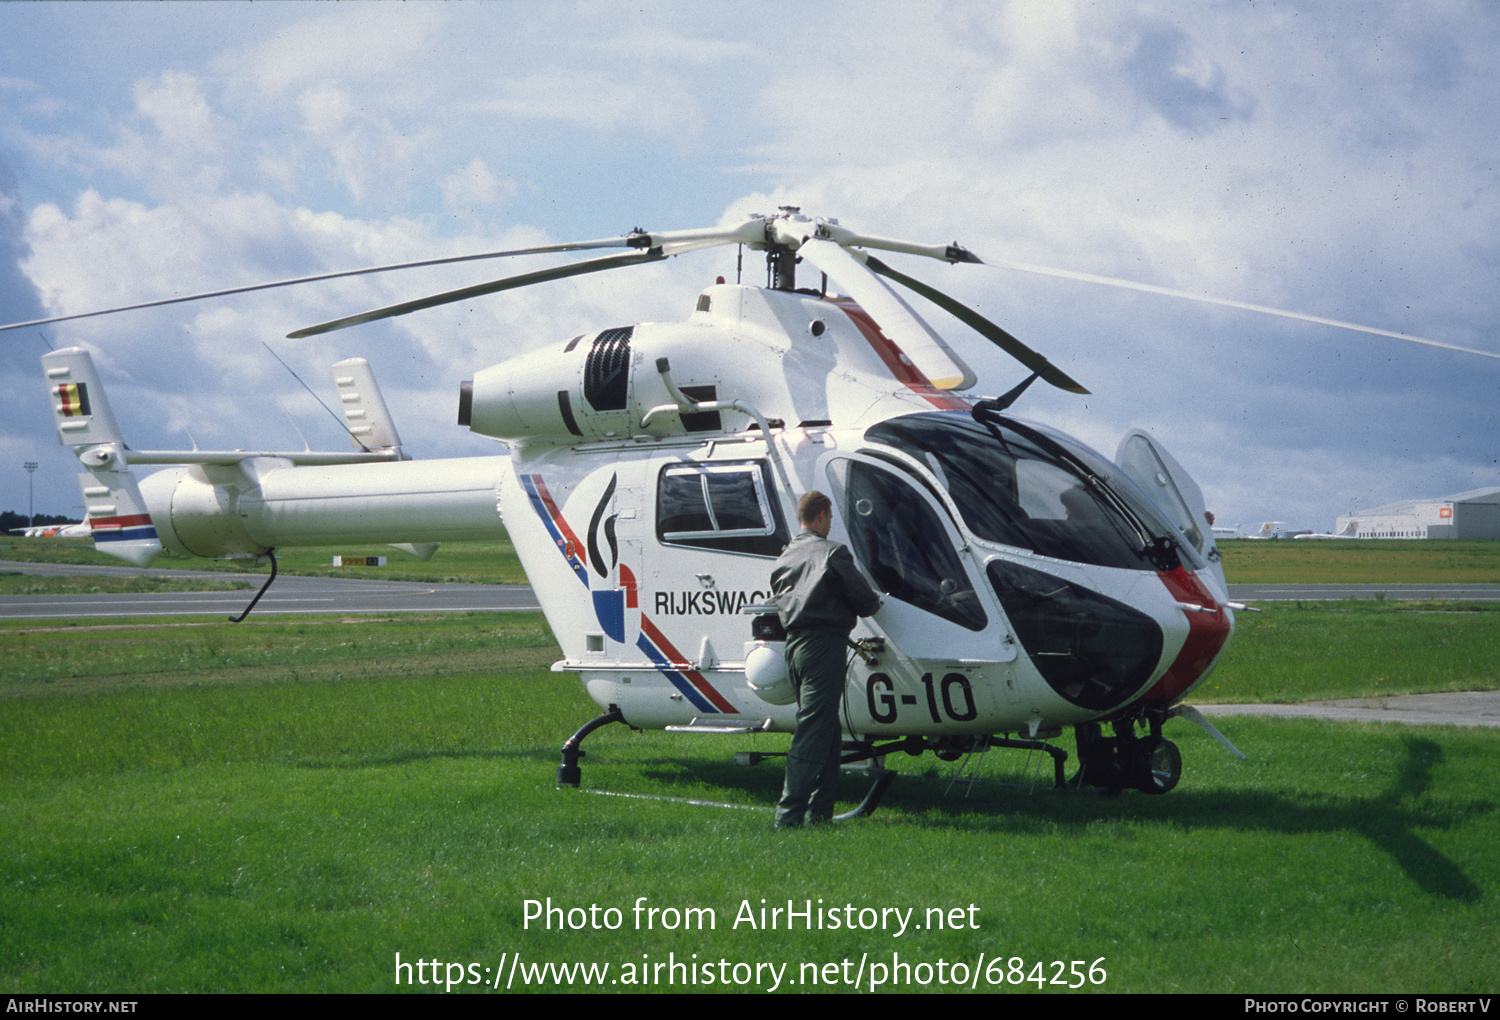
<box><xmin>24</xmin><ymin>461</ymin><xmax>38</xmax><ymax>528</ymax></box>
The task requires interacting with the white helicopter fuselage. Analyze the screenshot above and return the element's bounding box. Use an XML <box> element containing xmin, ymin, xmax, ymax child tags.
<box><xmin>30</xmin><ymin>203</ymin><xmax>1493</xmax><ymax>797</ymax></box>
<box><xmin>36</xmin><ymin>213</ymin><xmax>1238</xmax><ymax>796</ymax></box>
<box><xmin>474</xmin><ymin>282</ymin><xmax>1233</xmax><ymax>739</ymax></box>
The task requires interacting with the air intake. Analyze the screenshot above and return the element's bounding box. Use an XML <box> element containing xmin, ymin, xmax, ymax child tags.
<box><xmin>584</xmin><ymin>327</ymin><xmax>633</xmax><ymax>411</ymax></box>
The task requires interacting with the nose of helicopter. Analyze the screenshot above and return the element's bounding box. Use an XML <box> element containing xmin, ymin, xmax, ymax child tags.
<box><xmin>1136</xmin><ymin>565</ymin><xmax>1234</xmax><ymax>706</ymax></box>
<box><xmin>988</xmin><ymin>559</ymin><xmax>1161</xmax><ymax>712</ymax></box>
<box><xmin>987</xmin><ymin>559</ymin><xmax>1233</xmax><ymax>714</ymax></box>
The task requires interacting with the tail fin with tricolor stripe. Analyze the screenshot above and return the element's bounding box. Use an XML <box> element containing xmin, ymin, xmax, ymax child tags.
<box><xmin>42</xmin><ymin>348</ymin><xmax>163</xmax><ymax>567</ymax></box>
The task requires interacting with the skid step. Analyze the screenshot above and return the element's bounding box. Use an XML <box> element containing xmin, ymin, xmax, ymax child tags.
<box><xmin>665</xmin><ymin>717</ymin><xmax>773</xmax><ymax>735</ymax></box>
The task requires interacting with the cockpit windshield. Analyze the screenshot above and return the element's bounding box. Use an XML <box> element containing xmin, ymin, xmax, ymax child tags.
<box><xmin>864</xmin><ymin>412</ymin><xmax>1203</xmax><ymax>572</ymax></box>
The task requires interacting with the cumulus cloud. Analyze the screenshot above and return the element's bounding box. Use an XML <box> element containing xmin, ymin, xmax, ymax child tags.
<box><xmin>0</xmin><ymin>152</ymin><xmax>44</xmax><ymax>323</ymax></box>
<box><xmin>440</xmin><ymin>158</ymin><xmax>517</xmax><ymax>217</ymax></box>
<box><xmin>2</xmin><ymin>0</ymin><xmax>1497</xmax><ymax>528</ymax></box>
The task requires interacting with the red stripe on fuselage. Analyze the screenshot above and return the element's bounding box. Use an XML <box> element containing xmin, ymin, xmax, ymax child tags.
<box><xmin>1138</xmin><ymin>567</ymin><xmax>1233</xmax><ymax>705</ymax></box>
<box><xmin>638</xmin><ymin>614</ymin><xmax>738</xmax><ymax>714</ymax></box>
<box><xmin>531</xmin><ymin>474</ymin><xmax>588</xmax><ymax>572</ymax></box>
<box><xmin>620</xmin><ymin>563</ymin><xmax>638</xmax><ymax>608</ymax></box>
<box><xmin>829</xmin><ymin>298</ymin><xmax>971</xmax><ymax>411</ymax></box>
<box><xmin>90</xmin><ymin>513</ymin><xmax>153</xmax><ymax>531</ymax></box>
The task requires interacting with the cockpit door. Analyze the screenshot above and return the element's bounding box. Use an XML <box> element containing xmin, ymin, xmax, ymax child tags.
<box><xmin>825</xmin><ymin>453</ymin><xmax>1014</xmax><ymax>664</ymax></box>
<box><xmin>1114</xmin><ymin>430</ymin><xmax>1227</xmax><ymax>596</ymax></box>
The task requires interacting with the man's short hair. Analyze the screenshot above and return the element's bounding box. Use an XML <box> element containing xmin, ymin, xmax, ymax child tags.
<box><xmin>798</xmin><ymin>491</ymin><xmax>832</xmax><ymax>526</ymax></box>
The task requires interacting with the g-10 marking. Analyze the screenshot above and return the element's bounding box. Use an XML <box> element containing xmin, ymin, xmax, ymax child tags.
<box><xmin>867</xmin><ymin>672</ymin><xmax>979</xmax><ymax>725</ymax></box>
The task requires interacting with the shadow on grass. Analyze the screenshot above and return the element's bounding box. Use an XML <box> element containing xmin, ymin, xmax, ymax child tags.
<box><xmin>603</xmin><ymin>736</ymin><xmax>1491</xmax><ymax>903</ymax></box>
<box><xmin>638</xmin><ymin>756</ymin><xmax>789</xmax><ymax>802</ymax></box>
<box><xmin>888</xmin><ymin>734</ymin><xmax>1488</xmax><ymax>902</ymax></box>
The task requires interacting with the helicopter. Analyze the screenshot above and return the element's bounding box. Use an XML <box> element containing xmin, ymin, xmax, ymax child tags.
<box><xmin>17</xmin><ymin>206</ymin><xmax>1491</xmax><ymax>811</ymax></box>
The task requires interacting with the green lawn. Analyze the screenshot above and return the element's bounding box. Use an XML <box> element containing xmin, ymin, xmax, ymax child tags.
<box><xmin>1198</xmin><ymin>600</ymin><xmax>1500</xmax><ymax>703</ymax></box>
<box><xmin>2</xmin><ymin>607</ymin><xmax>1497</xmax><ymax>993</ymax></box>
<box><xmin>1218</xmin><ymin>538</ymin><xmax>1500</xmax><ymax>584</ymax></box>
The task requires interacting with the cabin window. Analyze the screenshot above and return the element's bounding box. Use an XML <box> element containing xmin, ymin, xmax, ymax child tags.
<box><xmin>829</xmin><ymin>459</ymin><xmax>987</xmax><ymax>632</ymax></box>
<box><xmin>864</xmin><ymin>412</ymin><xmax>1199</xmax><ymax>572</ymax></box>
<box><xmin>655</xmin><ymin>461</ymin><xmax>788</xmax><ymax>557</ymax></box>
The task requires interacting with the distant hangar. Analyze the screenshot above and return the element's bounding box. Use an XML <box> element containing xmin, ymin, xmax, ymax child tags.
<box><xmin>1332</xmin><ymin>486</ymin><xmax>1500</xmax><ymax>539</ymax></box>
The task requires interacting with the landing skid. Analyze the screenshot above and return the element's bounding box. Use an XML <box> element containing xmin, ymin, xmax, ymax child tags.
<box><xmin>556</xmin><ymin>713</ymin><xmax>1080</xmax><ymax>817</ymax></box>
<box><xmin>556</xmin><ymin>707</ymin><xmax>626</xmax><ymax>786</ymax></box>
<box><xmin>735</xmin><ymin>734</ymin><xmax>1070</xmax><ymax>818</ymax></box>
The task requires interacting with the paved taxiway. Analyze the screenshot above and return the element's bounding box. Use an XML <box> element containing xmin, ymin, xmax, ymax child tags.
<box><xmin>0</xmin><ymin>559</ymin><xmax>539</xmax><ymax>619</ymax></box>
<box><xmin>1200</xmin><ymin>692</ymin><xmax>1500</xmax><ymax>729</ymax></box>
<box><xmin>1230</xmin><ymin>582</ymin><xmax>1500</xmax><ymax>602</ymax></box>
<box><xmin>4</xmin><ymin>561</ymin><xmax>1495</xmax><ymax>621</ymax></box>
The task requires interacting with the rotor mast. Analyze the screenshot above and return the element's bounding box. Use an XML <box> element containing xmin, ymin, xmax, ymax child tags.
<box><xmin>764</xmin><ymin>206</ymin><xmax>808</xmax><ymax>291</ymax></box>
<box><xmin>769</xmin><ymin>248</ymin><xmax>798</xmax><ymax>291</ymax></box>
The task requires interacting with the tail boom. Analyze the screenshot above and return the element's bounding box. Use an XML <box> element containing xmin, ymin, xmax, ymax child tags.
<box><xmin>139</xmin><ymin>456</ymin><xmax>509</xmax><ymax>560</ymax></box>
<box><xmin>42</xmin><ymin>346</ymin><xmax>507</xmax><ymax>566</ymax></box>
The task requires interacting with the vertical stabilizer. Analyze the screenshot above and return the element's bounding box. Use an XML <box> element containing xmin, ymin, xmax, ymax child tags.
<box><xmin>43</xmin><ymin>346</ymin><xmax>125</xmax><ymax>447</ymax></box>
<box><xmin>331</xmin><ymin>357</ymin><xmax>404</xmax><ymax>454</ymax></box>
<box><xmin>75</xmin><ymin>468</ymin><xmax>162</xmax><ymax>567</ymax></box>
<box><xmin>42</xmin><ymin>348</ymin><xmax>162</xmax><ymax>567</ymax></box>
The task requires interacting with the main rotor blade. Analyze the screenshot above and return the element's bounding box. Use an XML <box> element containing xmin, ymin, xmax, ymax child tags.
<box><xmin>796</xmin><ymin>238</ymin><xmax>978</xmax><ymax>391</ymax></box>
<box><xmin>982</xmin><ymin>256</ymin><xmax>1500</xmax><ymax>362</ymax></box>
<box><xmin>0</xmin><ymin>235</ymin><xmax>657</xmax><ymax>336</ymax></box>
<box><xmin>287</xmin><ymin>248</ymin><xmax>667</xmax><ymax>338</ymax></box>
<box><xmin>802</xmin><ymin>219</ymin><xmax>984</xmax><ymax>265</ymax></box>
<box><xmin>864</xmin><ymin>255</ymin><xmax>1089</xmax><ymax>394</ymax></box>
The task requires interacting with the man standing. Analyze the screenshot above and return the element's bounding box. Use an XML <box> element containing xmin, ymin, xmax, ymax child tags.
<box><xmin>770</xmin><ymin>491</ymin><xmax>882</xmax><ymax>828</ymax></box>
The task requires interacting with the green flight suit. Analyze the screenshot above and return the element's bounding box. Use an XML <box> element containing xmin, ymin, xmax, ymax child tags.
<box><xmin>771</xmin><ymin>529</ymin><xmax>881</xmax><ymax>827</ymax></box>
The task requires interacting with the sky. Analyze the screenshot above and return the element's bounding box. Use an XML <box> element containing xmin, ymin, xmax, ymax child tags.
<box><xmin>1</xmin><ymin>0</ymin><xmax>1497</xmax><ymax>535</ymax></box>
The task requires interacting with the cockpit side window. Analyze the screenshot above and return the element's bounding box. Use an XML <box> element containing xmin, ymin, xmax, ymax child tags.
<box><xmin>865</xmin><ymin>413</ymin><xmax>1196</xmax><ymax>571</ymax></box>
<box><xmin>830</xmin><ymin>459</ymin><xmax>987</xmax><ymax>632</ymax></box>
<box><xmin>656</xmin><ymin>461</ymin><xmax>788</xmax><ymax>557</ymax></box>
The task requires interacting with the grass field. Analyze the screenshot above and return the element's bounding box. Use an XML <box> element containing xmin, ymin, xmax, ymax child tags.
<box><xmin>3</xmin><ymin>537</ymin><xmax>1497</xmax><ymax>993</ymax></box>
<box><xmin>1216</xmin><ymin>538</ymin><xmax>1500</xmax><ymax>584</ymax></box>
<box><xmin>3</xmin><ymin>595</ymin><xmax>1498</xmax><ymax>994</ymax></box>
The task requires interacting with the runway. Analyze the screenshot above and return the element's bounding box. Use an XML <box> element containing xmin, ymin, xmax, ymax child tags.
<box><xmin>0</xmin><ymin>559</ymin><xmax>539</xmax><ymax>620</ymax></box>
<box><xmin>4</xmin><ymin>560</ymin><xmax>1495</xmax><ymax>621</ymax></box>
